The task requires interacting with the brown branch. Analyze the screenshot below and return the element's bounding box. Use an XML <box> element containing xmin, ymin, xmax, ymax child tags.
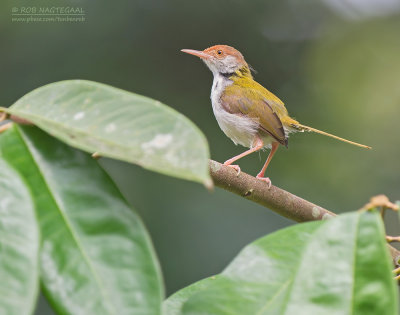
<box><xmin>209</xmin><ymin>160</ymin><xmax>400</xmax><ymax>265</ymax></box>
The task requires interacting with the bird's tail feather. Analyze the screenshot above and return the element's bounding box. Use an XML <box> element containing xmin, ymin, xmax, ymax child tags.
<box><xmin>290</xmin><ymin>122</ymin><xmax>371</xmax><ymax>149</ymax></box>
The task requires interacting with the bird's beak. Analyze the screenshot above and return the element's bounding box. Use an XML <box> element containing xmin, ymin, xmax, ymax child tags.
<box><xmin>181</xmin><ymin>49</ymin><xmax>211</xmax><ymax>60</ymax></box>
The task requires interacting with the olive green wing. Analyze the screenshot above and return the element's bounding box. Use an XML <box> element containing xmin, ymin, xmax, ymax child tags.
<box><xmin>220</xmin><ymin>84</ymin><xmax>288</xmax><ymax>146</ymax></box>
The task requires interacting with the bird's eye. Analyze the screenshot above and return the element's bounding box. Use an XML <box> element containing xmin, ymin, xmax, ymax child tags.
<box><xmin>217</xmin><ymin>50</ymin><xmax>222</xmax><ymax>55</ymax></box>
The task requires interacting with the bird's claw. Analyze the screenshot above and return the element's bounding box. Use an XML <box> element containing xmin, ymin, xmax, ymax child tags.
<box><xmin>225</xmin><ymin>164</ymin><xmax>241</xmax><ymax>176</ymax></box>
<box><xmin>256</xmin><ymin>175</ymin><xmax>271</xmax><ymax>189</ymax></box>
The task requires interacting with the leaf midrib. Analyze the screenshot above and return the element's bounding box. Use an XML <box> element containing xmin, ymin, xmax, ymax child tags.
<box><xmin>15</xmin><ymin>126</ymin><xmax>117</xmax><ymax>315</ymax></box>
<box><xmin>256</xmin><ymin>278</ymin><xmax>292</xmax><ymax>315</ymax></box>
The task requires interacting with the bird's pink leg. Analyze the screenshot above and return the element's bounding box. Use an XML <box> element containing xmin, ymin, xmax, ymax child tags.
<box><xmin>256</xmin><ymin>142</ymin><xmax>279</xmax><ymax>188</ymax></box>
<box><xmin>224</xmin><ymin>136</ymin><xmax>264</xmax><ymax>175</ymax></box>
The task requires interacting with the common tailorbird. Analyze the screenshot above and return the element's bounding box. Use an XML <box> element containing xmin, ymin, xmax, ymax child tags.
<box><xmin>181</xmin><ymin>45</ymin><xmax>371</xmax><ymax>188</ymax></box>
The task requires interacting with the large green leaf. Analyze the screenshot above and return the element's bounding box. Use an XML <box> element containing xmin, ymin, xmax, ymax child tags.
<box><xmin>0</xmin><ymin>124</ymin><xmax>164</xmax><ymax>315</ymax></box>
<box><xmin>167</xmin><ymin>211</ymin><xmax>397</xmax><ymax>315</ymax></box>
<box><xmin>0</xmin><ymin>159</ymin><xmax>39</xmax><ymax>315</ymax></box>
<box><xmin>5</xmin><ymin>80</ymin><xmax>211</xmax><ymax>186</ymax></box>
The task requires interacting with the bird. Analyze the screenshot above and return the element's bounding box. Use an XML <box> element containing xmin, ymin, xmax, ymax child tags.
<box><xmin>181</xmin><ymin>45</ymin><xmax>371</xmax><ymax>188</ymax></box>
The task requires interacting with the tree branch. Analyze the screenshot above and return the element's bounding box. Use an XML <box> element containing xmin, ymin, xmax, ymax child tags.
<box><xmin>209</xmin><ymin>160</ymin><xmax>400</xmax><ymax>265</ymax></box>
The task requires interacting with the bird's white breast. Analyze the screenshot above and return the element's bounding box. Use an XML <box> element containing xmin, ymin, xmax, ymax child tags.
<box><xmin>210</xmin><ymin>73</ymin><xmax>263</xmax><ymax>148</ymax></box>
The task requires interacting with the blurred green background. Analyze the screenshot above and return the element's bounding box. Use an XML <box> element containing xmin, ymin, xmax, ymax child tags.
<box><xmin>2</xmin><ymin>0</ymin><xmax>400</xmax><ymax>313</ymax></box>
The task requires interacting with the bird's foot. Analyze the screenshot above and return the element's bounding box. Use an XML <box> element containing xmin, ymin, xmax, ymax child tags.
<box><xmin>224</xmin><ymin>163</ymin><xmax>241</xmax><ymax>176</ymax></box>
<box><xmin>256</xmin><ymin>175</ymin><xmax>271</xmax><ymax>189</ymax></box>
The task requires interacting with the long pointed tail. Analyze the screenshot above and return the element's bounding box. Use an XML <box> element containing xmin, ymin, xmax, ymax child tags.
<box><xmin>290</xmin><ymin>123</ymin><xmax>371</xmax><ymax>149</ymax></box>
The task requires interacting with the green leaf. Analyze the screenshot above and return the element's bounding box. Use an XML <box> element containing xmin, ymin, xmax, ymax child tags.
<box><xmin>171</xmin><ymin>212</ymin><xmax>397</xmax><ymax>315</ymax></box>
<box><xmin>0</xmin><ymin>124</ymin><xmax>164</xmax><ymax>315</ymax></box>
<box><xmin>6</xmin><ymin>80</ymin><xmax>211</xmax><ymax>186</ymax></box>
<box><xmin>0</xmin><ymin>158</ymin><xmax>39</xmax><ymax>315</ymax></box>
<box><xmin>163</xmin><ymin>276</ymin><xmax>220</xmax><ymax>315</ymax></box>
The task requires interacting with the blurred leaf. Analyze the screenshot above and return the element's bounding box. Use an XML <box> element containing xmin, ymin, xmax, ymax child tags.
<box><xmin>0</xmin><ymin>159</ymin><xmax>39</xmax><ymax>315</ymax></box>
<box><xmin>6</xmin><ymin>80</ymin><xmax>211</xmax><ymax>186</ymax></box>
<box><xmin>163</xmin><ymin>276</ymin><xmax>219</xmax><ymax>315</ymax></box>
<box><xmin>0</xmin><ymin>124</ymin><xmax>164</xmax><ymax>315</ymax></box>
<box><xmin>171</xmin><ymin>211</ymin><xmax>397</xmax><ymax>315</ymax></box>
